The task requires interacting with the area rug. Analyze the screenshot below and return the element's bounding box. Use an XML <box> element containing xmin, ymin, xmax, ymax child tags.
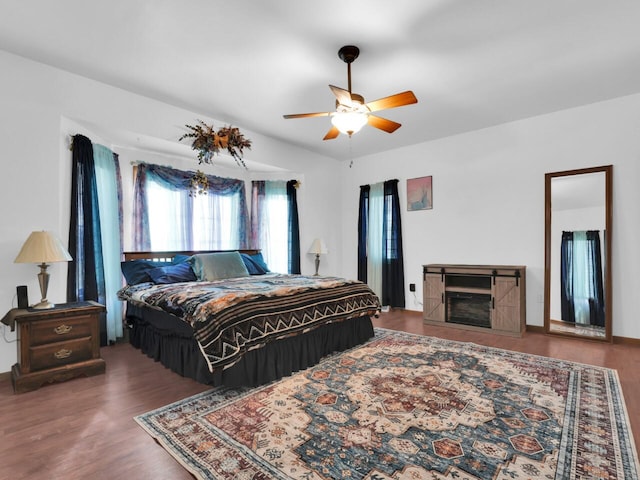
<box><xmin>135</xmin><ymin>329</ymin><xmax>639</xmax><ymax>479</ymax></box>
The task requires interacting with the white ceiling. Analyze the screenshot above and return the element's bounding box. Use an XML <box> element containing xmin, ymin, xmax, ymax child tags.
<box><xmin>1</xmin><ymin>1</ymin><xmax>639</xmax><ymax>162</ymax></box>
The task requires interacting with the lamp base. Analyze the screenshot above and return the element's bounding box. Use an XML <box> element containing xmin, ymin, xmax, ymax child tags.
<box><xmin>34</xmin><ymin>263</ymin><xmax>54</xmax><ymax>309</ymax></box>
<box><xmin>31</xmin><ymin>300</ymin><xmax>55</xmax><ymax>309</ymax></box>
<box><xmin>314</xmin><ymin>254</ymin><xmax>320</xmax><ymax>276</ymax></box>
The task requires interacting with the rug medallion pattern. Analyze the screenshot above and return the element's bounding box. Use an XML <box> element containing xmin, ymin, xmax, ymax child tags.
<box><xmin>135</xmin><ymin>329</ymin><xmax>639</xmax><ymax>479</ymax></box>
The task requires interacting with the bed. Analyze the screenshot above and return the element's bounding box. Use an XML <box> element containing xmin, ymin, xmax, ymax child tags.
<box><xmin>118</xmin><ymin>250</ymin><xmax>380</xmax><ymax>387</ymax></box>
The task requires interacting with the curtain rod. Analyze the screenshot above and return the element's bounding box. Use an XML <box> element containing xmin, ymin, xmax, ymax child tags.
<box><xmin>359</xmin><ymin>178</ymin><xmax>399</xmax><ymax>188</ymax></box>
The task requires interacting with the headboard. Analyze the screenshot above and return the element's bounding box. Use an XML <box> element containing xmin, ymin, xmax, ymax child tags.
<box><xmin>123</xmin><ymin>249</ymin><xmax>261</xmax><ymax>262</ymax></box>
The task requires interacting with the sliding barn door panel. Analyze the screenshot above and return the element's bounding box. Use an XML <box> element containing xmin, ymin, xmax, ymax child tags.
<box><xmin>423</xmin><ymin>273</ymin><xmax>445</xmax><ymax>322</ymax></box>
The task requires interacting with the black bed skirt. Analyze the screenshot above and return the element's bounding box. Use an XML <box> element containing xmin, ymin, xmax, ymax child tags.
<box><xmin>125</xmin><ymin>302</ymin><xmax>375</xmax><ymax>387</ymax></box>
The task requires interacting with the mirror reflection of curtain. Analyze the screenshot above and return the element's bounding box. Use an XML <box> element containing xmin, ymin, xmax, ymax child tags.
<box><xmin>560</xmin><ymin>230</ymin><xmax>605</xmax><ymax>326</ymax></box>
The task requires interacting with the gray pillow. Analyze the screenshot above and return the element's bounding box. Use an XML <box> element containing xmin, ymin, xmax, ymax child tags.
<box><xmin>190</xmin><ymin>252</ymin><xmax>249</xmax><ymax>281</ymax></box>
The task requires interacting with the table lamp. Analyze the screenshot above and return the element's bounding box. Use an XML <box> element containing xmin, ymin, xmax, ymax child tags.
<box><xmin>308</xmin><ymin>238</ymin><xmax>328</xmax><ymax>276</ymax></box>
<box><xmin>14</xmin><ymin>231</ymin><xmax>72</xmax><ymax>309</ymax></box>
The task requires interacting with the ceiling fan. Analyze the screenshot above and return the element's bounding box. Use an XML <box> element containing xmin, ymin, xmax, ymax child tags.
<box><xmin>283</xmin><ymin>45</ymin><xmax>418</xmax><ymax>140</ymax></box>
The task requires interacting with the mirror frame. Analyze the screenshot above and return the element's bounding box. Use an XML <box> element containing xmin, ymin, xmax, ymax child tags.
<box><xmin>544</xmin><ymin>165</ymin><xmax>613</xmax><ymax>342</ymax></box>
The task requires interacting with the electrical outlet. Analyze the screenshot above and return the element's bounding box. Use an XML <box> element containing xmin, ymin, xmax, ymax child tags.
<box><xmin>409</xmin><ymin>283</ymin><xmax>416</xmax><ymax>292</ymax></box>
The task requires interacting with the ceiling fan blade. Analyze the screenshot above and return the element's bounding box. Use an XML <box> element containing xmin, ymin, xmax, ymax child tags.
<box><xmin>368</xmin><ymin>115</ymin><xmax>401</xmax><ymax>133</ymax></box>
<box><xmin>365</xmin><ymin>91</ymin><xmax>417</xmax><ymax>113</ymax></box>
<box><xmin>283</xmin><ymin>112</ymin><xmax>331</xmax><ymax>119</ymax></box>
<box><xmin>329</xmin><ymin>85</ymin><xmax>353</xmax><ymax>107</ymax></box>
<box><xmin>323</xmin><ymin>126</ymin><xmax>340</xmax><ymax>140</ymax></box>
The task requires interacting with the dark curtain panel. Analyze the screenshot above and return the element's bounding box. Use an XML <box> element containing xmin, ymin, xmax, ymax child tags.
<box><xmin>382</xmin><ymin>179</ymin><xmax>405</xmax><ymax>308</ymax></box>
<box><xmin>286</xmin><ymin>180</ymin><xmax>301</xmax><ymax>274</ymax></box>
<box><xmin>67</xmin><ymin>134</ymin><xmax>107</xmax><ymax>345</ymax></box>
<box><xmin>586</xmin><ymin>230</ymin><xmax>605</xmax><ymax>327</ymax></box>
<box><xmin>560</xmin><ymin>231</ymin><xmax>575</xmax><ymax>323</ymax></box>
<box><xmin>357</xmin><ymin>185</ymin><xmax>369</xmax><ymax>282</ymax></box>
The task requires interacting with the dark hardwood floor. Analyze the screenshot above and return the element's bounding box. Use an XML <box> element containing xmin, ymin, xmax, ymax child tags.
<box><xmin>0</xmin><ymin>309</ymin><xmax>638</xmax><ymax>479</ymax></box>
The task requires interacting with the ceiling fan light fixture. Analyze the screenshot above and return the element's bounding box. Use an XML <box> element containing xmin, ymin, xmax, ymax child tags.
<box><xmin>330</xmin><ymin>109</ymin><xmax>369</xmax><ymax>136</ymax></box>
<box><xmin>283</xmin><ymin>45</ymin><xmax>417</xmax><ymax>140</ymax></box>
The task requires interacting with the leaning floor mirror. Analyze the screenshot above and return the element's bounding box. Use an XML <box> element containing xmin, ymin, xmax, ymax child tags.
<box><xmin>544</xmin><ymin>165</ymin><xmax>612</xmax><ymax>342</ymax></box>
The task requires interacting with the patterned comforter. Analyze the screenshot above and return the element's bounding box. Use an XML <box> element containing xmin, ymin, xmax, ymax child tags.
<box><xmin>118</xmin><ymin>274</ymin><xmax>380</xmax><ymax>372</ymax></box>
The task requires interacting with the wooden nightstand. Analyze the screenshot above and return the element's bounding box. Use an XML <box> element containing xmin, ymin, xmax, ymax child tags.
<box><xmin>9</xmin><ymin>301</ymin><xmax>106</xmax><ymax>393</ymax></box>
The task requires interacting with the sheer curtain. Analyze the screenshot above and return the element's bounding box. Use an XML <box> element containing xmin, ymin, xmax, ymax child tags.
<box><xmin>146</xmin><ymin>180</ymin><xmax>193</xmax><ymax>250</ymax></box>
<box><xmin>367</xmin><ymin>182</ymin><xmax>384</xmax><ymax>299</ymax></box>
<box><xmin>264</xmin><ymin>181</ymin><xmax>288</xmax><ymax>272</ymax></box>
<box><xmin>194</xmin><ymin>193</ymin><xmax>240</xmax><ymax>249</ymax></box>
<box><xmin>93</xmin><ymin>144</ymin><xmax>124</xmax><ymax>342</ymax></box>
<box><xmin>572</xmin><ymin>231</ymin><xmax>591</xmax><ymax>325</ymax></box>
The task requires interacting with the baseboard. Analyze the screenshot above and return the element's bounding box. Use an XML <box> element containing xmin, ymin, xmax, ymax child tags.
<box><xmin>613</xmin><ymin>335</ymin><xmax>640</xmax><ymax>346</ymax></box>
<box><xmin>381</xmin><ymin>310</ymin><xmax>640</xmax><ymax>344</ymax></box>
<box><xmin>0</xmin><ymin>370</ymin><xmax>11</xmax><ymax>382</ymax></box>
<box><xmin>526</xmin><ymin>325</ymin><xmax>545</xmax><ymax>334</ymax></box>
<box><xmin>525</xmin><ymin>324</ymin><xmax>639</xmax><ymax>345</ymax></box>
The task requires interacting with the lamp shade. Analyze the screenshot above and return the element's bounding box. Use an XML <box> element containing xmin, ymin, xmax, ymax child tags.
<box><xmin>14</xmin><ymin>231</ymin><xmax>72</xmax><ymax>264</ymax></box>
<box><xmin>330</xmin><ymin>111</ymin><xmax>369</xmax><ymax>136</ymax></box>
<box><xmin>308</xmin><ymin>238</ymin><xmax>328</xmax><ymax>255</ymax></box>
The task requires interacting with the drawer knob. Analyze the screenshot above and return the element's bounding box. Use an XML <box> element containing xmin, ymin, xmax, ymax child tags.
<box><xmin>54</xmin><ymin>348</ymin><xmax>72</xmax><ymax>359</ymax></box>
<box><xmin>54</xmin><ymin>324</ymin><xmax>73</xmax><ymax>335</ymax></box>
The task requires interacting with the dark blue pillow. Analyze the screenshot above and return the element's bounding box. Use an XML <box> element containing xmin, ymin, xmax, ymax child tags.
<box><xmin>172</xmin><ymin>254</ymin><xmax>191</xmax><ymax>264</ymax></box>
<box><xmin>121</xmin><ymin>255</ymin><xmax>192</xmax><ymax>285</ymax></box>
<box><xmin>248</xmin><ymin>252</ymin><xmax>270</xmax><ymax>272</ymax></box>
<box><xmin>241</xmin><ymin>253</ymin><xmax>270</xmax><ymax>275</ymax></box>
<box><xmin>121</xmin><ymin>260</ymin><xmax>171</xmax><ymax>285</ymax></box>
<box><xmin>148</xmin><ymin>262</ymin><xmax>197</xmax><ymax>284</ymax></box>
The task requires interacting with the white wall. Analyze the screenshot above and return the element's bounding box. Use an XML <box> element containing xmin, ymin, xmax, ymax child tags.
<box><xmin>0</xmin><ymin>50</ymin><xmax>341</xmax><ymax>373</ymax></box>
<box><xmin>340</xmin><ymin>93</ymin><xmax>640</xmax><ymax>340</ymax></box>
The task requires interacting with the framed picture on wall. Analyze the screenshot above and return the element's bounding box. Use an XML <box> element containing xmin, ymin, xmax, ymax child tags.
<box><xmin>407</xmin><ymin>176</ymin><xmax>433</xmax><ymax>211</ymax></box>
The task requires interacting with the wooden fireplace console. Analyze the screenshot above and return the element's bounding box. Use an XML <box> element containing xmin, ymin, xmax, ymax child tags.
<box><xmin>423</xmin><ymin>264</ymin><xmax>526</xmax><ymax>337</ymax></box>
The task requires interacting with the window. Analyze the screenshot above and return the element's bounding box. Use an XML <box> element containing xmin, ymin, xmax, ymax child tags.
<box><xmin>133</xmin><ymin>163</ymin><xmax>248</xmax><ymax>251</ymax></box>
<box><xmin>146</xmin><ymin>180</ymin><xmax>240</xmax><ymax>251</ymax></box>
<box><xmin>357</xmin><ymin>179</ymin><xmax>405</xmax><ymax>308</ymax></box>
<box><xmin>251</xmin><ymin>180</ymin><xmax>300</xmax><ymax>274</ymax></box>
<box><xmin>192</xmin><ymin>194</ymin><xmax>240</xmax><ymax>250</ymax></box>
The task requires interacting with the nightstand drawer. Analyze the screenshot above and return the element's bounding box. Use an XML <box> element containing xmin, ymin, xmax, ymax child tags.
<box><xmin>29</xmin><ymin>315</ymin><xmax>94</xmax><ymax>346</ymax></box>
<box><xmin>29</xmin><ymin>337</ymin><xmax>93</xmax><ymax>371</ymax></box>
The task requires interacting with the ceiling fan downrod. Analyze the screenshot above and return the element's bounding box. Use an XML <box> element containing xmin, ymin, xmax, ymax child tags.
<box><xmin>338</xmin><ymin>45</ymin><xmax>359</xmax><ymax>94</ymax></box>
